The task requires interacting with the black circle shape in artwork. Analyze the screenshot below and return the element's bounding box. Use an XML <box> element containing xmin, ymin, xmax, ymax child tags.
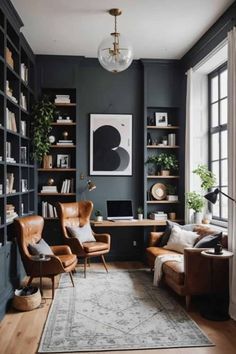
<box><xmin>93</xmin><ymin>125</ymin><xmax>121</xmax><ymax>171</ymax></box>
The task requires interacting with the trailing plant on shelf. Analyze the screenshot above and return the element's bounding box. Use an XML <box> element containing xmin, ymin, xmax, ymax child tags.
<box><xmin>32</xmin><ymin>95</ymin><xmax>56</xmax><ymax>162</ymax></box>
<box><xmin>192</xmin><ymin>164</ymin><xmax>216</xmax><ymax>190</ymax></box>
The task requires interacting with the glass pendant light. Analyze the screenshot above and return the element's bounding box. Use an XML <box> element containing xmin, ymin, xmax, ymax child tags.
<box><xmin>98</xmin><ymin>8</ymin><xmax>133</xmax><ymax>73</ymax></box>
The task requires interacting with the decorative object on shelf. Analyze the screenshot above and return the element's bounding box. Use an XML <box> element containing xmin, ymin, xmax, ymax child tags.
<box><xmin>21</xmin><ymin>179</ymin><xmax>28</xmax><ymax>192</ymax></box>
<box><xmin>147</xmin><ymin>132</ymin><xmax>152</xmax><ymax>145</ymax></box>
<box><xmin>90</xmin><ymin>114</ymin><xmax>132</xmax><ymax>176</ymax></box>
<box><xmin>62</xmin><ymin>131</ymin><xmax>69</xmax><ymax>140</ymax></box>
<box><xmin>204</xmin><ymin>188</ymin><xmax>236</xmax><ymax>205</ymax></box>
<box><xmin>97</xmin><ymin>8</ymin><xmax>133</xmax><ymax>73</ymax></box>
<box><xmin>151</xmin><ymin>183</ymin><xmax>167</xmax><ymax>200</ymax></box>
<box><xmin>162</xmin><ymin>136</ymin><xmax>168</xmax><ymax>146</ymax></box>
<box><xmin>156</xmin><ymin>153</ymin><xmax>178</xmax><ymax>176</ymax></box>
<box><xmin>57</xmin><ymin>154</ymin><xmax>70</xmax><ymax>168</ymax></box>
<box><xmin>21</xmin><ymin>121</ymin><xmax>27</xmax><ymax>136</ymax></box>
<box><xmin>32</xmin><ymin>95</ymin><xmax>56</xmax><ymax>162</ymax></box>
<box><xmin>20</xmin><ymin>146</ymin><xmax>27</xmax><ymax>164</ymax></box>
<box><xmin>6</xmin><ymin>47</ymin><xmax>14</xmax><ymax>69</ymax></box>
<box><xmin>137</xmin><ymin>207</ymin><xmax>143</xmax><ymax>220</ymax></box>
<box><xmin>47</xmin><ymin>178</ymin><xmax>55</xmax><ymax>186</ymax></box>
<box><xmin>145</xmin><ymin>155</ymin><xmax>157</xmax><ymax>175</ymax></box>
<box><xmin>168</xmin><ymin>212</ymin><xmax>176</xmax><ymax>220</ymax></box>
<box><xmin>95</xmin><ymin>210</ymin><xmax>103</xmax><ymax>222</ymax></box>
<box><xmin>166</xmin><ymin>184</ymin><xmax>178</xmax><ymax>201</ymax></box>
<box><xmin>168</xmin><ymin>133</ymin><xmax>176</xmax><ymax>146</ymax></box>
<box><xmin>43</xmin><ymin>155</ymin><xmax>52</xmax><ymax>169</ymax></box>
<box><xmin>155</xmin><ymin>112</ymin><xmax>168</xmax><ymax>126</ymax></box>
<box><xmin>186</xmin><ymin>191</ymin><xmax>204</xmax><ymax>224</ymax></box>
<box><xmin>48</xmin><ymin>135</ymin><xmax>56</xmax><ymax>144</ymax></box>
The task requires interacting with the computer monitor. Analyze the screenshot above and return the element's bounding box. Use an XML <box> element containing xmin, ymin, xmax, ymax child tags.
<box><xmin>107</xmin><ymin>200</ymin><xmax>133</xmax><ymax>220</ymax></box>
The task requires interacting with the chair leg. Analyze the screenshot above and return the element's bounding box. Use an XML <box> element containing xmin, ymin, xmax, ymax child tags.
<box><xmin>87</xmin><ymin>258</ymin><xmax>90</xmax><ymax>267</ymax></box>
<box><xmin>185</xmin><ymin>295</ymin><xmax>191</xmax><ymax>310</ymax></box>
<box><xmin>101</xmin><ymin>255</ymin><xmax>108</xmax><ymax>273</ymax></box>
<box><xmin>51</xmin><ymin>276</ymin><xmax>55</xmax><ymax>299</ymax></box>
<box><xmin>69</xmin><ymin>272</ymin><xmax>75</xmax><ymax>287</ymax></box>
<box><xmin>84</xmin><ymin>258</ymin><xmax>87</xmax><ymax>278</ymax></box>
<box><xmin>27</xmin><ymin>276</ymin><xmax>33</xmax><ymax>286</ymax></box>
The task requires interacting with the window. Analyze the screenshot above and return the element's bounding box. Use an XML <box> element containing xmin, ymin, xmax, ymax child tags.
<box><xmin>209</xmin><ymin>63</ymin><xmax>228</xmax><ymax>222</ymax></box>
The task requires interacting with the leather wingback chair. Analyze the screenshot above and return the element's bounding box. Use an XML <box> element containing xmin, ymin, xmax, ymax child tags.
<box><xmin>58</xmin><ymin>201</ymin><xmax>111</xmax><ymax>278</ymax></box>
<box><xmin>14</xmin><ymin>215</ymin><xmax>77</xmax><ymax>298</ymax></box>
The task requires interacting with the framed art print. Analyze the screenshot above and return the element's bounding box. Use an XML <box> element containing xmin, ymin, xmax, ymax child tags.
<box><xmin>90</xmin><ymin>114</ymin><xmax>132</xmax><ymax>176</ymax></box>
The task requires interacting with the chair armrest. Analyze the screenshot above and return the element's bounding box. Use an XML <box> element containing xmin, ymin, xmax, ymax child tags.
<box><xmin>27</xmin><ymin>255</ymin><xmax>65</xmax><ymax>275</ymax></box>
<box><xmin>148</xmin><ymin>232</ymin><xmax>164</xmax><ymax>247</ymax></box>
<box><xmin>51</xmin><ymin>245</ymin><xmax>72</xmax><ymax>255</ymax></box>
<box><xmin>94</xmin><ymin>233</ymin><xmax>111</xmax><ymax>245</ymax></box>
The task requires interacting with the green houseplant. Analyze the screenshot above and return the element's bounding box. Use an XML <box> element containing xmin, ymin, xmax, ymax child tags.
<box><xmin>186</xmin><ymin>191</ymin><xmax>204</xmax><ymax>223</ymax></box>
<box><xmin>32</xmin><ymin>96</ymin><xmax>56</xmax><ymax>163</ymax></box>
<box><xmin>166</xmin><ymin>184</ymin><xmax>178</xmax><ymax>201</ymax></box>
<box><xmin>145</xmin><ymin>155</ymin><xmax>158</xmax><ymax>175</ymax></box>
<box><xmin>192</xmin><ymin>164</ymin><xmax>216</xmax><ymax>190</ymax></box>
<box><xmin>156</xmin><ymin>153</ymin><xmax>178</xmax><ymax>176</ymax></box>
<box><xmin>95</xmin><ymin>209</ymin><xmax>103</xmax><ymax>222</ymax></box>
<box><xmin>137</xmin><ymin>206</ymin><xmax>144</xmax><ymax>220</ymax></box>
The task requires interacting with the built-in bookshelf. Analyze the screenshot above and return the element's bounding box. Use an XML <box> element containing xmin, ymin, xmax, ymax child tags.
<box><xmin>37</xmin><ymin>88</ymin><xmax>77</xmax><ymax>219</ymax></box>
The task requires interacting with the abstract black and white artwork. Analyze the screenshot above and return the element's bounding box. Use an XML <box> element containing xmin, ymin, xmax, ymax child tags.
<box><xmin>90</xmin><ymin>114</ymin><xmax>132</xmax><ymax>175</ymax></box>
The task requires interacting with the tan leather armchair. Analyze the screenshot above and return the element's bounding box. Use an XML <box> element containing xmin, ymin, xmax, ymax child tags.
<box><xmin>14</xmin><ymin>215</ymin><xmax>77</xmax><ymax>298</ymax></box>
<box><xmin>58</xmin><ymin>201</ymin><xmax>111</xmax><ymax>278</ymax></box>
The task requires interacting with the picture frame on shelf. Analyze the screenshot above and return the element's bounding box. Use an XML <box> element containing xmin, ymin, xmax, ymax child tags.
<box><xmin>57</xmin><ymin>154</ymin><xmax>70</xmax><ymax>168</ymax></box>
<box><xmin>155</xmin><ymin>112</ymin><xmax>168</xmax><ymax>126</ymax></box>
<box><xmin>90</xmin><ymin>114</ymin><xmax>132</xmax><ymax>176</ymax></box>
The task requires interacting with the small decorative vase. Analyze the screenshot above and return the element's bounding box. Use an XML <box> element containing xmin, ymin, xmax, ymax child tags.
<box><xmin>194</xmin><ymin>212</ymin><xmax>203</xmax><ymax>224</ymax></box>
<box><xmin>138</xmin><ymin>214</ymin><xmax>143</xmax><ymax>220</ymax></box>
<box><xmin>168</xmin><ymin>212</ymin><xmax>176</xmax><ymax>220</ymax></box>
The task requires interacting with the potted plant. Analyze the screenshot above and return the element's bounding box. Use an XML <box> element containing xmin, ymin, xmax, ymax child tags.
<box><xmin>156</xmin><ymin>153</ymin><xmax>178</xmax><ymax>176</ymax></box>
<box><xmin>145</xmin><ymin>155</ymin><xmax>158</xmax><ymax>175</ymax></box>
<box><xmin>186</xmin><ymin>191</ymin><xmax>204</xmax><ymax>224</ymax></box>
<box><xmin>137</xmin><ymin>207</ymin><xmax>144</xmax><ymax>220</ymax></box>
<box><xmin>32</xmin><ymin>95</ymin><xmax>56</xmax><ymax>164</ymax></box>
<box><xmin>95</xmin><ymin>209</ymin><xmax>103</xmax><ymax>222</ymax></box>
<box><xmin>166</xmin><ymin>184</ymin><xmax>178</xmax><ymax>201</ymax></box>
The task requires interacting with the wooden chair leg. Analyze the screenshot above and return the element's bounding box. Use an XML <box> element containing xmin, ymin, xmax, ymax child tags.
<box><xmin>69</xmin><ymin>272</ymin><xmax>74</xmax><ymax>287</ymax></box>
<box><xmin>84</xmin><ymin>258</ymin><xmax>87</xmax><ymax>278</ymax></box>
<box><xmin>27</xmin><ymin>276</ymin><xmax>33</xmax><ymax>286</ymax></box>
<box><xmin>101</xmin><ymin>255</ymin><xmax>108</xmax><ymax>273</ymax></box>
<box><xmin>51</xmin><ymin>276</ymin><xmax>55</xmax><ymax>299</ymax></box>
<box><xmin>185</xmin><ymin>295</ymin><xmax>191</xmax><ymax>310</ymax></box>
<box><xmin>87</xmin><ymin>258</ymin><xmax>90</xmax><ymax>267</ymax></box>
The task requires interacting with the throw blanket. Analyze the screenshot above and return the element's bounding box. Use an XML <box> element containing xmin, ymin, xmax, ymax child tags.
<box><xmin>153</xmin><ymin>254</ymin><xmax>184</xmax><ymax>286</ymax></box>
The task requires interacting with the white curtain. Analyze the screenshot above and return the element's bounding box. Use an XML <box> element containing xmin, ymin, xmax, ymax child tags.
<box><xmin>185</xmin><ymin>69</ymin><xmax>208</xmax><ymax>223</ymax></box>
<box><xmin>228</xmin><ymin>27</ymin><xmax>236</xmax><ymax>320</ymax></box>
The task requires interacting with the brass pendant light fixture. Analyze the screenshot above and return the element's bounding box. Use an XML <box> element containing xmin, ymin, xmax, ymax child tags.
<box><xmin>98</xmin><ymin>8</ymin><xmax>133</xmax><ymax>73</ymax></box>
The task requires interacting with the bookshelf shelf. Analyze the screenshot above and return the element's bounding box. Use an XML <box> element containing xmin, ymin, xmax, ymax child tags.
<box><xmin>51</xmin><ymin>122</ymin><xmax>76</xmax><ymax>126</ymax></box>
<box><xmin>38</xmin><ymin>193</ymin><xmax>76</xmax><ymax>196</ymax></box>
<box><xmin>147</xmin><ymin>125</ymin><xmax>179</xmax><ymax>129</ymax></box>
<box><xmin>38</xmin><ymin>168</ymin><xmax>76</xmax><ymax>172</ymax></box>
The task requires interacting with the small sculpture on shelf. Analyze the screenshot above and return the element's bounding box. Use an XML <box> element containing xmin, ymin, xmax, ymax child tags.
<box><xmin>47</xmin><ymin>178</ymin><xmax>55</xmax><ymax>186</ymax></box>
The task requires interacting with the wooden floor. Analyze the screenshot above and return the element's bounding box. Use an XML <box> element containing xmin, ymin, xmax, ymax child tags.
<box><xmin>0</xmin><ymin>262</ymin><xmax>236</xmax><ymax>354</ymax></box>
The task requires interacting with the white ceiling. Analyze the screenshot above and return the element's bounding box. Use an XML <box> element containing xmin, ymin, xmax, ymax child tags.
<box><xmin>11</xmin><ymin>0</ymin><xmax>234</xmax><ymax>59</ymax></box>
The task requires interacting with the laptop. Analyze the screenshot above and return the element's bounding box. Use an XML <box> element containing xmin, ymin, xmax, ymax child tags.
<box><xmin>107</xmin><ymin>200</ymin><xmax>134</xmax><ymax>220</ymax></box>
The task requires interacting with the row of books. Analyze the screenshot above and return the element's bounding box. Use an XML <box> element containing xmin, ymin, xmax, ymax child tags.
<box><xmin>6</xmin><ymin>141</ymin><xmax>16</xmax><ymax>163</ymax></box>
<box><xmin>42</xmin><ymin>202</ymin><xmax>58</xmax><ymax>218</ymax></box>
<box><xmin>61</xmin><ymin>179</ymin><xmax>74</xmax><ymax>193</ymax></box>
<box><xmin>6</xmin><ymin>81</ymin><xmax>18</xmax><ymax>104</ymax></box>
<box><xmin>56</xmin><ymin>139</ymin><xmax>74</xmax><ymax>146</ymax></box>
<box><xmin>55</xmin><ymin>95</ymin><xmax>71</xmax><ymax>104</ymax></box>
<box><xmin>6</xmin><ymin>204</ymin><xmax>18</xmax><ymax>223</ymax></box>
<box><xmin>20</xmin><ymin>93</ymin><xmax>27</xmax><ymax>111</ymax></box>
<box><xmin>6</xmin><ymin>108</ymin><xmax>17</xmax><ymax>132</ymax></box>
<box><xmin>20</xmin><ymin>63</ymin><xmax>29</xmax><ymax>84</ymax></box>
<box><xmin>149</xmin><ymin>212</ymin><xmax>168</xmax><ymax>221</ymax></box>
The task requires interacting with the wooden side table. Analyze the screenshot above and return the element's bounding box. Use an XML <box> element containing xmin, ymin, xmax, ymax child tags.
<box><xmin>31</xmin><ymin>255</ymin><xmax>51</xmax><ymax>297</ymax></box>
<box><xmin>201</xmin><ymin>249</ymin><xmax>233</xmax><ymax>321</ymax></box>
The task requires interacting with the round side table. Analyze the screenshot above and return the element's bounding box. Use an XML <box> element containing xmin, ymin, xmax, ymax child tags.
<box><xmin>31</xmin><ymin>255</ymin><xmax>51</xmax><ymax>297</ymax></box>
<box><xmin>201</xmin><ymin>249</ymin><xmax>233</xmax><ymax>321</ymax></box>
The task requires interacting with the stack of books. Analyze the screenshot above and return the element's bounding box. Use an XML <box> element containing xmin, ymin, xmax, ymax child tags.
<box><xmin>56</xmin><ymin>117</ymin><xmax>73</xmax><ymax>124</ymax></box>
<box><xmin>56</xmin><ymin>139</ymin><xmax>74</xmax><ymax>146</ymax></box>
<box><xmin>40</xmin><ymin>185</ymin><xmax>58</xmax><ymax>194</ymax></box>
<box><xmin>6</xmin><ymin>204</ymin><xmax>18</xmax><ymax>223</ymax></box>
<box><xmin>54</xmin><ymin>95</ymin><xmax>71</xmax><ymax>104</ymax></box>
<box><xmin>6</xmin><ymin>108</ymin><xmax>17</xmax><ymax>132</ymax></box>
<box><xmin>61</xmin><ymin>178</ymin><xmax>74</xmax><ymax>193</ymax></box>
<box><xmin>149</xmin><ymin>211</ymin><xmax>168</xmax><ymax>221</ymax></box>
<box><xmin>6</xmin><ymin>173</ymin><xmax>15</xmax><ymax>194</ymax></box>
<box><xmin>0</xmin><ymin>184</ymin><xmax>3</xmax><ymax>195</ymax></box>
<box><xmin>20</xmin><ymin>63</ymin><xmax>28</xmax><ymax>83</ymax></box>
<box><xmin>42</xmin><ymin>202</ymin><xmax>58</xmax><ymax>218</ymax></box>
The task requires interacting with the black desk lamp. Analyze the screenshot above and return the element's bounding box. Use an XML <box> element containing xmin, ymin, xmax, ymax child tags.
<box><xmin>204</xmin><ymin>188</ymin><xmax>236</xmax><ymax>204</ymax></box>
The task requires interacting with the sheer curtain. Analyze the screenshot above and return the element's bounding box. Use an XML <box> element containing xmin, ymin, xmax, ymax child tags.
<box><xmin>228</xmin><ymin>27</ymin><xmax>236</xmax><ymax>320</ymax></box>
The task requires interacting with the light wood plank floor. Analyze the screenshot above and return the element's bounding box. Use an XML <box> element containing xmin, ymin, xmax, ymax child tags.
<box><xmin>0</xmin><ymin>262</ymin><xmax>236</xmax><ymax>354</ymax></box>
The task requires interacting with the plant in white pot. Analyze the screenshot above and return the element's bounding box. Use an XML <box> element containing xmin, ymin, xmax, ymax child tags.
<box><xmin>156</xmin><ymin>153</ymin><xmax>178</xmax><ymax>176</ymax></box>
<box><xmin>166</xmin><ymin>184</ymin><xmax>178</xmax><ymax>201</ymax></box>
<box><xmin>95</xmin><ymin>209</ymin><xmax>103</xmax><ymax>222</ymax></box>
<box><xmin>137</xmin><ymin>207</ymin><xmax>144</xmax><ymax>220</ymax></box>
<box><xmin>186</xmin><ymin>191</ymin><xmax>204</xmax><ymax>224</ymax></box>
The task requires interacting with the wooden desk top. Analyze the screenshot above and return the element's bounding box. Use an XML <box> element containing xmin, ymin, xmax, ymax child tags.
<box><xmin>90</xmin><ymin>219</ymin><xmax>166</xmax><ymax>227</ymax></box>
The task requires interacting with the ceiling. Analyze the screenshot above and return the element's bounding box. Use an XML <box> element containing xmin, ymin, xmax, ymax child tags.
<box><xmin>11</xmin><ymin>0</ymin><xmax>234</xmax><ymax>60</ymax></box>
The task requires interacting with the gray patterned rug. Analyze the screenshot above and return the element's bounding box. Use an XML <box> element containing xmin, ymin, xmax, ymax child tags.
<box><xmin>38</xmin><ymin>270</ymin><xmax>213</xmax><ymax>353</ymax></box>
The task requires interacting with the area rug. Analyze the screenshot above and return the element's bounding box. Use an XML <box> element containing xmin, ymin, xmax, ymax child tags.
<box><xmin>38</xmin><ymin>270</ymin><xmax>213</xmax><ymax>352</ymax></box>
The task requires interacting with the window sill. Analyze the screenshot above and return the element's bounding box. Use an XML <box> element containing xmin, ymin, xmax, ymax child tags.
<box><xmin>210</xmin><ymin>219</ymin><xmax>228</xmax><ymax>233</ymax></box>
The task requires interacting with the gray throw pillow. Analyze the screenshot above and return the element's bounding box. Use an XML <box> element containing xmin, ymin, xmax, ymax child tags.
<box><xmin>157</xmin><ymin>221</ymin><xmax>195</xmax><ymax>247</ymax></box>
<box><xmin>66</xmin><ymin>223</ymin><xmax>96</xmax><ymax>243</ymax></box>
<box><xmin>194</xmin><ymin>232</ymin><xmax>222</xmax><ymax>248</ymax></box>
<box><xmin>28</xmin><ymin>238</ymin><xmax>54</xmax><ymax>255</ymax></box>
